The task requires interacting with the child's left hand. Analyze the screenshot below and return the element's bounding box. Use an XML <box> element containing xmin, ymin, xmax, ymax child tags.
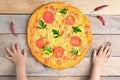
<box><xmin>92</xmin><ymin>42</ymin><xmax>111</xmax><ymax>69</ymax></box>
<box><xmin>5</xmin><ymin>43</ymin><xmax>27</xmax><ymax>67</ymax></box>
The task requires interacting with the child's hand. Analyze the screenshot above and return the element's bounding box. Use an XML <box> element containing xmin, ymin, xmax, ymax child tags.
<box><xmin>5</xmin><ymin>43</ymin><xmax>27</xmax><ymax>67</ymax></box>
<box><xmin>92</xmin><ymin>42</ymin><xmax>112</xmax><ymax>69</ymax></box>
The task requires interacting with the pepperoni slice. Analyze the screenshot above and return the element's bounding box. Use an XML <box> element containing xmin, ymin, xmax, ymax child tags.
<box><xmin>53</xmin><ymin>46</ymin><xmax>64</xmax><ymax>58</ymax></box>
<box><xmin>35</xmin><ymin>37</ymin><xmax>49</xmax><ymax>49</ymax></box>
<box><xmin>65</xmin><ymin>15</ymin><xmax>75</xmax><ymax>25</ymax></box>
<box><xmin>43</xmin><ymin>11</ymin><xmax>54</xmax><ymax>24</ymax></box>
<box><xmin>70</xmin><ymin>36</ymin><xmax>82</xmax><ymax>46</ymax></box>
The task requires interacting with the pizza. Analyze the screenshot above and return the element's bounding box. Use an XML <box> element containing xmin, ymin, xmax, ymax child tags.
<box><xmin>27</xmin><ymin>2</ymin><xmax>92</xmax><ymax>69</ymax></box>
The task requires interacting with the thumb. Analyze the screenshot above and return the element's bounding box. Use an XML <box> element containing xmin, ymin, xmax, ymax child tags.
<box><xmin>93</xmin><ymin>49</ymin><xmax>97</xmax><ymax>57</ymax></box>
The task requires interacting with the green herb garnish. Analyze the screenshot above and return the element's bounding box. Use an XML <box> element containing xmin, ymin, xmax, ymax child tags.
<box><xmin>52</xmin><ymin>29</ymin><xmax>60</xmax><ymax>38</ymax></box>
<box><xmin>72</xmin><ymin>48</ymin><xmax>78</xmax><ymax>55</ymax></box>
<box><xmin>43</xmin><ymin>45</ymin><xmax>52</xmax><ymax>55</ymax></box>
<box><xmin>59</xmin><ymin>8</ymin><xmax>68</xmax><ymax>14</ymax></box>
<box><xmin>72</xmin><ymin>26</ymin><xmax>82</xmax><ymax>33</ymax></box>
<box><xmin>38</xmin><ymin>20</ymin><xmax>47</xmax><ymax>29</ymax></box>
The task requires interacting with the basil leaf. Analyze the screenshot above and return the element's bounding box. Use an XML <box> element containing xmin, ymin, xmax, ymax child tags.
<box><xmin>52</xmin><ymin>29</ymin><xmax>60</xmax><ymax>38</ymax></box>
<box><xmin>59</xmin><ymin>8</ymin><xmax>68</xmax><ymax>14</ymax></box>
<box><xmin>38</xmin><ymin>20</ymin><xmax>47</xmax><ymax>29</ymax></box>
<box><xmin>43</xmin><ymin>45</ymin><xmax>52</xmax><ymax>55</ymax></box>
<box><xmin>72</xmin><ymin>26</ymin><xmax>82</xmax><ymax>33</ymax></box>
<box><xmin>44</xmin><ymin>52</ymin><xmax>50</xmax><ymax>55</ymax></box>
<box><xmin>72</xmin><ymin>48</ymin><xmax>78</xmax><ymax>55</ymax></box>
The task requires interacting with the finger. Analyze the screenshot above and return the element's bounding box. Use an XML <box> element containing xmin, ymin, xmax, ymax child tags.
<box><xmin>98</xmin><ymin>45</ymin><xmax>105</xmax><ymax>55</ymax></box>
<box><xmin>16</xmin><ymin>43</ymin><xmax>21</xmax><ymax>53</ymax></box>
<box><xmin>106</xmin><ymin>48</ymin><xmax>112</xmax><ymax>57</ymax></box>
<box><xmin>93</xmin><ymin>49</ymin><xmax>97</xmax><ymax>57</ymax></box>
<box><xmin>6</xmin><ymin>47</ymin><xmax>13</xmax><ymax>56</ymax></box>
<box><xmin>106</xmin><ymin>42</ymin><xmax>111</xmax><ymax>46</ymax></box>
<box><xmin>4</xmin><ymin>56</ymin><xmax>12</xmax><ymax>60</ymax></box>
<box><xmin>104</xmin><ymin>42</ymin><xmax>111</xmax><ymax>55</ymax></box>
<box><xmin>103</xmin><ymin>45</ymin><xmax>110</xmax><ymax>55</ymax></box>
<box><xmin>108</xmin><ymin>54</ymin><xmax>111</xmax><ymax>58</ymax></box>
<box><xmin>11</xmin><ymin>43</ymin><xmax>17</xmax><ymax>53</ymax></box>
<box><xmin>23</xmin><ymin>48</ymin><xmax>27</xmax><ymax>57</ymax></box>
<box><xmin>107</xmin><ymin>54</ymin><xmax>111</xmax><ymax>61</ymax></box>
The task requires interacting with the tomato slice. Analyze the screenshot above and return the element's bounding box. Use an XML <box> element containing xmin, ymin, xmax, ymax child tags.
<box><xmin>65</xmin><ymin>15</ymin><xmax>75</xmax><ymax>25</ymax></box>
<box><xmin>35</xmin><ymin>37</ymin><xmax>49</xmax><ymax>49</ymax></box>
<box><xmin>53</xmin><ymin>46</ymin><xmax>64</xmax><ymax>58</ymax></box>
<box><xmin>70</xmin><ymin>36</ymin><xmax>81</xmax><ymax>46</ymax></box>
<box><xmin>43</xmin><ymin>11</ymin><xmax>54</xmax><ymax>24</ymax></box>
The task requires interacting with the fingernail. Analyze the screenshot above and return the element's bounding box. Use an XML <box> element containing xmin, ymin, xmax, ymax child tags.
<box><xmin>106</xmin><ymin>42</ymin><xmax>111</xmax><ymax>46</ymax></box>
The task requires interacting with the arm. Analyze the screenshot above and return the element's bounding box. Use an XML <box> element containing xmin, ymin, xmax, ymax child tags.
<box><xmin>90</xmin><ymin>65</ymin><xmax>101</xmax><ymax>80</ymax></box>
<box><xmin>16</xmin><ymin>64</ymin><xmax>27</xmax><ymax>80</ymax></box>
<box><xmin>5</xmin><ymin>43</ymin><xmax>27</xmax><ymax>80</ymax></box>
<box><xmin>90</xmin><ymin>42</ymin><xmax>112</xmax><ymax>80</ymax></box>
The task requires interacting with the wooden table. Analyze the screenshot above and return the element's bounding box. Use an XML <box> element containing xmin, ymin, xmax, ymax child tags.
<box><xmin>0</xmin><ymin>0</ymin><xmax>120</xmax><ymax>80</ymax></box>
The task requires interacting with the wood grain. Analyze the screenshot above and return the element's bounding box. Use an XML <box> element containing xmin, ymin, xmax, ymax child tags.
<box><xmin>0</xmin><ymin>15</ymin><xmax>120</xmax><ymax>34</ymax></box>
<box><xmin>0</xmin><ymin>34</ymin><xmax>119</xmax><ymax>57</ymax></box>
<box><xmin>1</xmin><ymin>77</ymin><xmax>120</xmax><ymax>80</ymax></box>
<box><xmin>0</xmin><ymin>0</ymin><xmax>119</xmax><ymax>78</ymax></box>
<box><xmin>0</xmin><ymin>0</ymin><xmax>120</xmax><ymax>15</ymax></box>
<box><xmin>0</xmin><ymin>57</ymin><xmax>119</xmax><ymax>76</ymax></box>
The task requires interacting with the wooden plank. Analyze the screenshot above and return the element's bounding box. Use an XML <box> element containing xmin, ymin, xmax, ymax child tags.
<box><xmin>0</xmin><ymin>0</ymin><xmax>120</xmax><ymax>15</ymax></box>
<box><xmin>0</xmin><ymin>77</ymin><xmax>86</xmax><ymax>80</ymax></box>
<box><xmin>0</xmin><ymin>15</ymin><xmax>120</xmax><ymax>34</ymax></box>
<box><xmin>0</xmin><ymin>15</ymin><xmax>30</xmax><ymax>34</ymax></box>
<box><xmin>0</xmin><ymin>57</ymin><xmax>119</xmax><ymax>76</ymax></box>
<box><xmin>0</xmin><ymin>77</ymin><xmax>120</xmax><ymax>80</ymax></box>
<box><xmin>0</xmin><ymin>34</ymin><xmax>119</xmax><ymax>57</ymax></box>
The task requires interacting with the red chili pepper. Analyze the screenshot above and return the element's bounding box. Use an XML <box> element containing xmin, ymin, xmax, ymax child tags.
<box><xmin>95</xmin><ymin>5</ymin><xmax>109</xmax><ymax>11</ymax></box>
<box><xmin>97</xmin><ymin>16</ymin><xmax>105</xmax><ymax>25</ymax></box>
<box><xmin>10</xmin><ymin>22</ymin><xmax>17</xmax><ymax>37</ymax></box>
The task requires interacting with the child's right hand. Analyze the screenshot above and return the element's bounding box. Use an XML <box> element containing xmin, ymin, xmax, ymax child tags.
<box><xmin>5</xmin><ymin>43</ymin><xmax>27</xmax><ymax>67</ymax></box>
<box><xmin>92</xmin><ymin>42</ymin><xmax>112</xmax><ymax>69</ymax></box>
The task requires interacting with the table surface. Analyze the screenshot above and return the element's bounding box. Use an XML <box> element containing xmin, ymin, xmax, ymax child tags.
<box><xmin>0</xmin><ymin>0</ymin><xmax>120</xmax><ymax>80</ymax></box>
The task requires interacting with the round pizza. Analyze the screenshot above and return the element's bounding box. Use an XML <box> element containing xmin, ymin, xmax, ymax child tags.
<box><xmin>27</xmin><ymin>2</ymin><xmax>92</xmax><ymax>69</ymax></box>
